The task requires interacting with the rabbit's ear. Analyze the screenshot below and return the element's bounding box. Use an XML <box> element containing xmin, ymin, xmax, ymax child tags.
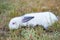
<box><xmin>22</xmin><ymin>16</ymin><xmax>34</xmax><ymax>23</ymax></box>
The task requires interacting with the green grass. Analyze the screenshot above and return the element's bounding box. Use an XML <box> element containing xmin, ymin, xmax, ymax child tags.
<box><xmin>0</xmin><ymin>0</ymin><xmax>60</xmax><ymax>40</ymax></box>
<box><xmin>0</xmin><ymin>27</ymin><xmax>60</xmax><ymax>40</ymax></box>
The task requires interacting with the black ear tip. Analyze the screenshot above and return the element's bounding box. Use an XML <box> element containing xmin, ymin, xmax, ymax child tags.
<box><xmin>22</xmin><ymin>16</ymin><xmax>34</xmax><ymax>23</ymax></box>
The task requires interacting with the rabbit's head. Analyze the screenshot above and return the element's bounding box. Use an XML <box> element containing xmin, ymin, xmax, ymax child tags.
<box><xmin>9</xmin><ymin>17</ymin><xmax>22</xmax><ymax>29</ymax></box>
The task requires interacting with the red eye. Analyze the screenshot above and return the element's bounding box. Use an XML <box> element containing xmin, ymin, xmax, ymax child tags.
<box><xmin>12</xmin><ymin>22</ymin><xmax>15</xmax><ymax>25</ymax></box>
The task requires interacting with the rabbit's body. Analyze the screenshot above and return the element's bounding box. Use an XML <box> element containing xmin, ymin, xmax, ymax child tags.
<box><xmin>23</xmin><ymin>12</ymin><xmax>58</xmax><ymax>29</ymax></box>
<box><xmin>9</xmin><ymin>12</ymin><xmax>58</xmax><ymax>29</ymax></box>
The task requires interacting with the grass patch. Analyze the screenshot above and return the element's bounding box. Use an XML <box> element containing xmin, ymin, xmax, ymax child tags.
<box><xmin>0</xmin><ymin>0</ymin><xmax>60</xmax><ymax>40</ymax></box>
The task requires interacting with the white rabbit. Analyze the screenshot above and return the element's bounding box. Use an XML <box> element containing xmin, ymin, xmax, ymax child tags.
<box><xmin>9</xmin><ymin>12</ymin><xmax>58</xmax><ymax>30</ymax></box>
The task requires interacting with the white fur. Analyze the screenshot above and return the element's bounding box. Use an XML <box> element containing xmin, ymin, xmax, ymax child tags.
<box><xmin>9</xmin><ymin>17</ymin><xmax>23</xmax><ymax>29</ymax></box>
<box><xmin>9</xmin><ymin>12</ymin><xmax>58</xmax><ymax>29</ymax></box>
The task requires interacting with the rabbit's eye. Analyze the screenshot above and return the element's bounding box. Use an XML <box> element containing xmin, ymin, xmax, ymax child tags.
<box><xmin>12</xmin><ymin>22</ymin><xmax>15</xmax><ymax>25</ymax></box>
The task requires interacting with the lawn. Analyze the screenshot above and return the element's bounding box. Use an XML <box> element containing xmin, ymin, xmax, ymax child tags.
<box><xmin>0</xmin><ymin>0</ymin><xmax>60</xmax><ymax>40</ymax></box>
